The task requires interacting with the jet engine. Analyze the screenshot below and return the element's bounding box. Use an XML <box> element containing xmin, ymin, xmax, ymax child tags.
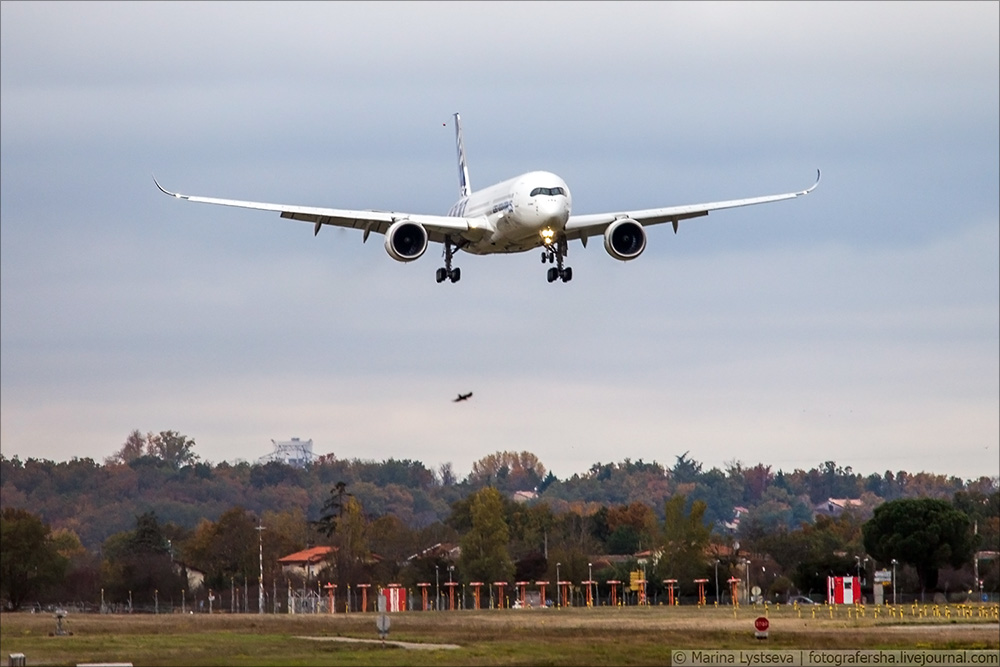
<box><xmin>384</xmin><ymin>220</ymin><xmax>428</xmax><ymax>262</ymax></box>
<box><xmin>603</xmin><ymin>218</ymin><xmax>646</xmax><ymax>261</ymax></box>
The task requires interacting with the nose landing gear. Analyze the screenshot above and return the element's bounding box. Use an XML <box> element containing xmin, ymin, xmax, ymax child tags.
<box><xmin>542</xmin><ymin>237</ymin><xmax>572</xmax><ymax>283</ymax></box>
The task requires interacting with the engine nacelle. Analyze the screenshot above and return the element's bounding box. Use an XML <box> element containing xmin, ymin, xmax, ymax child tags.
<box><xmin>384</xmin><ymin>220</ymin><xmax>428</xmax><ymax>262</ymax></box>
<box><xmin>603</xmin><ymin>218</ymin><xmax>646</xmax><ymax>261</ymax></box>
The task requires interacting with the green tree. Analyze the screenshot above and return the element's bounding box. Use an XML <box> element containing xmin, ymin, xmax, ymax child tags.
<box><xmin>792</xmin><ymin>553</ymin><xmax>857</xmax><ymax>599</ymax></box>
<box><xmin>0</xmin><ymin>508</ymin><xmax>67</xmax><ymax>610</ymax></box>
<box><xmin>101</xmin><ymin>511</ymin><xmax>183</xmax><ymax>605</ymax></box>
<box><xmin>368</xmin><ymin>514</ymin><xmax>416</xmax><ymax>583</ymax></box>
<box><xmin>606</xmin><ymin>525</ymin><xmax>641</xmax><ymax>555</ymax></box>
<box><xmin>671</xmin><ymin>451</ymin><xmax>703</xmax><ymax>484</ymax></box>
<box><xmin>331</xmin><ymin>496</ymin><xmax>371</xmax><ymax>600</ymax></box>
<box><xmin>459</xmin><ymin>487</ymin><xmax>515</xmax><ymax>585</ymax></box>
<box><xmin>657</xmin><ymin>495</ymin><xmax>712</xmax><ymax>593</ymax></box>
<box><xmin>315</xmin><ymin>481</ymin><xmax>350</xmax><ymax>538</ymax></box>
<box><xmin>862</xmin><ymin>498</ymin><xmax>975</xmax><ymax>591</ymax></box>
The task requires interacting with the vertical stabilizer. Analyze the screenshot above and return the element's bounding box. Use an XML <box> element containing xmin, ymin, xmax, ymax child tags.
<box><xmin>454</xmin><ymin>112</ymin><xmax>471</xmax><ymax>198</ymax></box>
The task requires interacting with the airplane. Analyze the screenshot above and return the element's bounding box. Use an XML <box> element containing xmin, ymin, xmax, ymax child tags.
<box><xmin>453</xmin><ymin>392</ymin><xmax>473</xmax><ymax>403</ymax></box>
<box><xmin>154</xmin><ymin>113</ymin><xmax>819</xmax><ymax>284</ymax></box>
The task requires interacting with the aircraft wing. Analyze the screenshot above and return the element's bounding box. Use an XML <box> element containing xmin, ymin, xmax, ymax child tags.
<box><xmin>564</xmin><ymin>170</ymin><xmax>820</xmax><ymax>242</ymax></box>
<box><xmin>153</xmin><ymin>178</ymin><xmax>482</xmax><ymax>244</ymax></box>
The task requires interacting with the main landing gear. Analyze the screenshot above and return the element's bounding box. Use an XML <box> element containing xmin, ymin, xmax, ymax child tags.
<box><xmin>436</xmin><ymin>237</ymin><xmax>461</xmax><ymax>283</ymax></box>
<box><xmin>541</xmin><ymin>237</ymin><xmax>572</xmax><ymax>283</ymax></box>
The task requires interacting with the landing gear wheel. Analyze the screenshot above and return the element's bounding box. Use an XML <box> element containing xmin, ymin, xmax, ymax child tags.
<box><xmin>438</xmin><ymin>237</ymin><xmax>460</xmax><ymax>284</ymax></box>
<box><xmin>544</xmin><ymin>237</ymin><xmax>571</xmax><ymax>283</ymax></box>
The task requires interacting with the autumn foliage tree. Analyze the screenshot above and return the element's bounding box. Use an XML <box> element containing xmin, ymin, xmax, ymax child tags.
<box><xmin>468</xmin><ymin>451</ymin><xmax>546</xmax><ymax>492</ymax></box>
<box><xmin>182</xmin><ymin>507</ymin><xmax>260</xmax><ymax>591</ymax></box>
<box><xmin>105</xmin><ymin>430</ymin><xmax>199</xmax><ymax>469</ymax></box>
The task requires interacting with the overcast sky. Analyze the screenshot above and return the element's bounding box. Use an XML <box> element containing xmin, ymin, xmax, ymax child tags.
<box><xmin>2</xmin><ymin>2</ymin><xmax>997</xmax><ymax>484</ymax></box>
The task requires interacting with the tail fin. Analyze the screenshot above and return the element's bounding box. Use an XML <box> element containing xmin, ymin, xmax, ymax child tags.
<box><xmin>454</xmin><ymin>112</ymin><xmax>471</xmax><ymax>198</ymax></box>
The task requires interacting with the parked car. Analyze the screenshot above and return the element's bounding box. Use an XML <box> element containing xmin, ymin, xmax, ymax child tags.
<box><xmin>787</xmin><ymin>595</ymin><xmax>819</xmax><ymax>605</ymax></box>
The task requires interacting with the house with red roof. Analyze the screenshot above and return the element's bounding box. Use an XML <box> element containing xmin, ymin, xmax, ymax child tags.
<box><xmin>278</xmin><ymin>546</ymin><xmax>336</xmax><ymax>581</ymax></box>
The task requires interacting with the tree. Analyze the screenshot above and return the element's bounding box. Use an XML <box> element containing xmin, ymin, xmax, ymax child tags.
<box><xmin>181</xmin><ymin>507</ymin><xmax>258</xmax><ymax>590</ymax></box>
<box><xmin>438</xmin><ymin>462</ymin><xmax>457</xmax><ymax>486</ymax></box>
<box><xmin>862</xmin><ymin>498</ymin><xmax>975</xmax><ymax>591</ymax></box>
<box><xmin>671</xmin><ymin>451</ymin><xmax>703</xmax><ymax>484</ymax></box>
<box><xmin>102</xmin><ymin>511</ymin><xmax>184</xmax><ymax>605</ymax></box>
<box><xmin>606</xmin><ymin>525</ymin><xmax>641</xmax><ymax>555</ymax></box>
<box><xmin>315</xmin><ymin>482</ymin><xmax>351</xmax><ymax>538</ymax></box>
<box><xmin>759</xmin><ymin>513</ymin><xmax>865</xmax><ymax>596</ymax></box>
<box><xmin>331</xmin><ymin>496</ymin><xmax>371</xmax><ymax>598</ymax></box>
<box><xmin>459</xmin><ymin>487</ymin><xmax>515</xmax><ymax>585</ymax></box>
<box><xmin>368</xmin><ymin>514</ymin><xmax>416</xmax><ymax>583</ymax></box>
<box><xmin>145</xmin><ymin>431</ymin><xmax>199</xmax><ymax>469</ymax></box>
<box><xmin>953</xmin><ymin>489</ymin><xmax>1000</xmax><ymax>553</ymax></box>
<box><xmin>607</xmin><ymin>501</ymin><xmax>658</xmax><ymax>546</ymax></box>
<box><xmin>105</xmin><ymin>429</ymin><xmax>147</xmax><ymax>465</ymax></box>
<box><xmin>657</xmin><ymin>495</ymin><xmax>712</xmax><ymax>594</ymax></box>
<box><xmin>0</xmin><ymin>508</ymin><xmax>67</xmax><ymax>610</ymax></box>
<box><xmin>51</xmin><ymin>528</ymin><xmax>101</xmax><ymax>604</ymax></box>
<box><xmin>468</xmin><ymin>451</ymin><xmax>546</xmax><ymax>492</ymax></box>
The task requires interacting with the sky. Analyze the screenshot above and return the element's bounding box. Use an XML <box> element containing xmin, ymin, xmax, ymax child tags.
<box><xmin>2</xmin><ymin>2</ymin><xmax>998</xmax><ymax>484</ymax></box>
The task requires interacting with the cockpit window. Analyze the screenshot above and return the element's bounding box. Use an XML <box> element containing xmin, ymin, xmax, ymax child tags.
<box><xmin>529</xmin><ymin>187</ymin><xmax>566</xmax><ymax>197</ymax></box>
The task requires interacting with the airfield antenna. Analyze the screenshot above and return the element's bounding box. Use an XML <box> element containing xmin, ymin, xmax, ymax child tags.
<box><xmin>256</xmin><ymin>521</ymin><xmax>265</xmax><ymax>614</ymax></box>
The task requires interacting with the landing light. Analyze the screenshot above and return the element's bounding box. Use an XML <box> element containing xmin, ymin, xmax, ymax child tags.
<box><xmin>540</xmin><ymin>228</ymin><xmax>556</xmax><ymax>245</ymax></box>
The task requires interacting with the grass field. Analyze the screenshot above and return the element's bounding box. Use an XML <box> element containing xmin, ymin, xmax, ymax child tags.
<box><xmin>1</xmin><ymin>603</ymin><xmax>997</xmax><ymax>666</ymax></box>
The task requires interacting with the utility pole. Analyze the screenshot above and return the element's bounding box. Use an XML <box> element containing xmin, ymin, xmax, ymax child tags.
<box><xmin>973</xmin><ymin>521</ymin><xmax>980</xmax><ymax>601</ymax></box>
<box><xmin>714</xmin><ymin>560</ymin><xmax>720</xmax><ymax>603</ymax></box>
<box><xmin>256</xmin><ymin>521</ymin><xmax>266</xmax><ymax>615</ymax></box>
<box><xmin>891</xmin><ymin>559</ymin><xmax>898</xmax><ymax>605</ymax></box>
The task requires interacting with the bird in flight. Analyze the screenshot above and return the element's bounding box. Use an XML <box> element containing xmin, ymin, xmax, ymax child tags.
<box><xmin>453</xmin><ymin>392</ymin><xmax>473</xmax><ymax>403</ymax></box>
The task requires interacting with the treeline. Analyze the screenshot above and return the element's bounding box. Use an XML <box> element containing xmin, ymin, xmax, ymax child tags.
<box><xmin>1</xmin><ymin>437</ymin><xmax>993</xmax><ymax>552</ymax></box>
<box><xmin>2</xmin><ymin>488</ymin><xmax>997</xmax><ymax>613</ymax></box>
<box><xmin>1</xmin><ymin>432</ymin><xmax>998</xmax><ymax>610</ymax></box>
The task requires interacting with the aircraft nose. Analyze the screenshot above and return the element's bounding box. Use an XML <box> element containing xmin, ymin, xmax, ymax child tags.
<box><xmin>536</xmin><ymin>198</ymin><xmax>569</xmax><ymax>227</ymax></box>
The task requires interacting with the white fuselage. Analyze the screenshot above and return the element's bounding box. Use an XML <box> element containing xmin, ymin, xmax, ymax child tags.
<box><xmin>447</xmin><ymin>171</ymin><xmax>572</xmax><ymax>254</ymax></box>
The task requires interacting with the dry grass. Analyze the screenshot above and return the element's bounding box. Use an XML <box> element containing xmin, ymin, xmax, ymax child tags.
<box><xmin>1</xmin><ymin>603</ymin><xmax>997</xmax><ymax>666</ymax></box>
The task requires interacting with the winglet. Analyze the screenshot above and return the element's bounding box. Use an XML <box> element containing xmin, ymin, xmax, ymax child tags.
<box><xmin>152</xmin><ymin>175</ymin><xmax>184</xmax><ymax>199</ymax></box>
<box><xmin>801</xmin><ymin>169</ymin><xmax>821</xmax><ymax>195</ymax></box>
